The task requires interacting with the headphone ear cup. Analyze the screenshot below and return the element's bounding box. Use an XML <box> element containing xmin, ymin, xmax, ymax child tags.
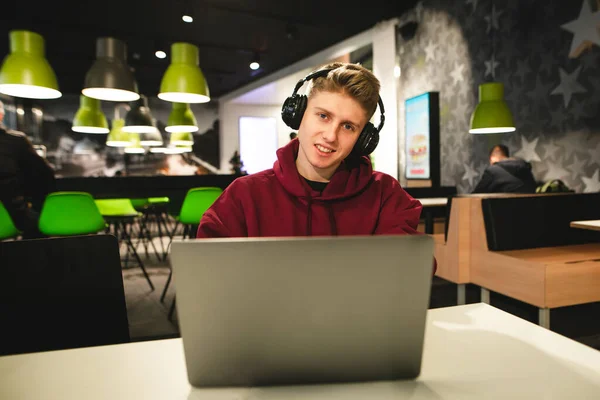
<box><xmin>281</xmin><ymin>94</ymin><xmax>307</xmax><ymax>130</ymax></box>
<box><xmin>352</xmin><ymin>122</ymin><xmax>379</xmax><ymax>157</ymax></box>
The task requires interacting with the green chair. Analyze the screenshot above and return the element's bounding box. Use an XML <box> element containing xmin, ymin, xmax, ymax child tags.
<box><xmin>39</xmin><ymin>192</ymin><xmax>106</xmax><ymax>236</ymax></box>
<box><xmin>178</xmin><ymin>187</ymin><xmax>223</xmax><ymax>235</ymax></box>
<box><xmin>163</xmin><ymin>187</ymin><xmax>223</xmax><ymax>320</ymax></box>
<box><xmin>95</xmin><ymin>198</ymin><xmax>154</xmax><ymax>291</ymax></box>
<box><xmin>0</xmin><ymin>201</ymin><xmax>21</xmax><ymax>240</ymax></box>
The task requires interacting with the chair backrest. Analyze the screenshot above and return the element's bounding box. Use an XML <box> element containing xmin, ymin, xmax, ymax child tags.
<box><xmin>179</xmin><ymin>187</ymin><xmax>223</xmax><ymax>225</ymax></box>
<box><xmin>39</xmin><ymin>192</ymin><xmax>106</xmax><ymax>236</ymax></box>
<box><xmin>0</xmin><ymin>234</ymin><xmax>130</xmax><ymax>356</ymax></box>
<box><xmin>481</xmin><ymin>192</ymin><xmax>600</xmax><ymax>251</ymax></box>
<box><xmin>95</xmin><ymin>198</ymin><xmax>138</xmax><ymax>217</ymax></box>
<box><xmin>0</xmin><ymin>201</ymin><xmax>20</xmax><ymax>240</ymax></box>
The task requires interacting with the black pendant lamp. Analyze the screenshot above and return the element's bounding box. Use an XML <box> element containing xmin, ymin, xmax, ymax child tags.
<box><xmin>83</xmin><ymin>37</ymin><xmax>140</xmax><ymax>102</ymax></box>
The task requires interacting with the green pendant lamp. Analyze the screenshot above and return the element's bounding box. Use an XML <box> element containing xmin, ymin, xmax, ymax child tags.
<box><xmin>158</xmin><ymin>43</ymin><xmax>210</xmax><ymax>103</ymax></box>
<box><xmin>106</xmin><ymin>118</ymin><xmax>132</xmax><ymax>147</ymax></box>
<box><xmin>124</xmin><ymin>132</ymin><xmax>145</xmax><ymax>154</ymax></box>
<box><xmin>0</xmin><ymin>30</ymin><xmax>61</xmax><ymax>99</ymax></box>
<box><xmin>170</xmin><ymin>131</ymin><xmax>194</xmax><ymax>146</ymax></box>
<box><xmin>166</xmin><ymin>102</ymin><xmax>198</xmax><ymax>132</ymax></box>
<box><xmin>469</xmin><ymin>82</ymin><xmax>515</xmax><ymax>134</ymax></box>
<box><xmin>83</xmin><ymin>37</ymin><xmax>140</xmax><ymax>102</ymax></box>
<box><xmin>72</xmin><ymin>95</ymin><xmax>109</xmax><ymax>134</ymax></box>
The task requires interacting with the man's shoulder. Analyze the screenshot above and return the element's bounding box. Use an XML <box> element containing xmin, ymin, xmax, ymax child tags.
<box><xmin>229</xmin><ymin>169</ymin><xmax>278</xmax><ymax>190</ymax></box>
<box><xmin>3</xmin><ymin>128</ymin><xmax>27</xmax><ymax>139</ymax></box>
<box><xmin>370</xmin><ymin>171</ymin><xmax>402</xmax><ymax>189</ymax></box>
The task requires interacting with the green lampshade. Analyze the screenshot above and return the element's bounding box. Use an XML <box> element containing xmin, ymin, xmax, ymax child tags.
<box><xmin>469</xmin><ymin>82</ymin><xmax>516</xmax><ymax>134</ymax></box>
<box><xmin>170</xmin><ymin>131</ymin><xmax>194</xmax><ymax>146</ymax></box>
<box><xmin>0</xmin><ymin>30</ymin><xmax>61</xmax><ymax>99</ymax></box>
<box><xmin>166</xmin><ymin>102</ymin><xmax>198</xmax><ymax>132</ymax></box>
<box><xmin>82</xmin><ymin>37</ymin><xmax>140</xmax><ymax>102</ymax></box>
<box><xmin>72</xmin><ymin>95</ymin><xmax>109</xmax><ymax>134</ymax></box>
<box><xmin>158</xmin><ymin>43</ymin><xmax>210</xmax><ymax>103</ymax></box>
<box><xmin>124</xmin><ymin>132</ymin><xmax>145</xmax><ymax>154</ymax></box>
<box><xmin>106</xmin><ymin>118</ymin><xmax>132</xmax><ymax>147</ymax></box>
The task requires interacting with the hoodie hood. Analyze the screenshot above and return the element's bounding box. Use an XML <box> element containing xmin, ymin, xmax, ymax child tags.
<box><xmin>273</xmin><ymin>139</ymin><xmax>373</xmax><ymax>201</ymax></box>
<box><xmin>496</xmin><ymin>158</ymin><xmax>533</xmax><ymax>181</ymax></box>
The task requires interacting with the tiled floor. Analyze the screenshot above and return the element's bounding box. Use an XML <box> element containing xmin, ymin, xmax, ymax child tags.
<box><xmin>122</xmin><ymin>238</ymin><xmax>600</xmax><ymax>351</ymax></box>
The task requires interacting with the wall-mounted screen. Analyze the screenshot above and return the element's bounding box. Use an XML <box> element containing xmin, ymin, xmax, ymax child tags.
<box><xmin>404</xmin><ymin>92</ymin><xmax>440</xmax><ymax>185</ymax></box>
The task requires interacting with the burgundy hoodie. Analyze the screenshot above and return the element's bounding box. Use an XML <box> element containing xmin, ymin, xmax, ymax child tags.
<box><xmin>197</xmin><ymin>139</ymin><xmax>436</xmax><ymax>273</ymax></box>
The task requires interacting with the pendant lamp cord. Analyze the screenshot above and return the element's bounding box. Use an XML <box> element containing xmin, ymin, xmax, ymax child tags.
<box><xmin>114</xmin><ymin>103</ymin><xmax>131</xmax><ymax>120</ymax></box>
<box><xmin>491</xmin><ymin>0</ymin><xmax>496</xmax><ymax>80</ymax></box>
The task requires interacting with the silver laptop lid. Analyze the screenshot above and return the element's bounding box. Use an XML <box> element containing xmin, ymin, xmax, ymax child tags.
<box><xmin>171</xmin><ymin>235</ymin><xmax>434</xmax><ymax>387</ymax></box>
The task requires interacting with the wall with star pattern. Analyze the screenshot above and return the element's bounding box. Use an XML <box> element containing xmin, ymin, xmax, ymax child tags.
<box><xmin>396</xmin><ymin>0</ymin><xmax>600</xmax><ymax>193</ymax></box>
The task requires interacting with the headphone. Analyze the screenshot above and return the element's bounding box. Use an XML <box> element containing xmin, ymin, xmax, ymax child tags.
<box><xmin>281</xmin><ymin>67</ymin><xmax>385</xmax><ymax>157</ymax></box>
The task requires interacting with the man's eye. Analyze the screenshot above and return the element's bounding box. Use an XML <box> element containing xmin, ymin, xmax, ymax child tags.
<box><xmin>343</xmin><ymin>124</ymin><xmax>355</xmax><ymax>131</ymax></box>
<box><xmin>318</xmin><ymin>113</ymin><xmax>327</xmax><ymax>119</ymax></box>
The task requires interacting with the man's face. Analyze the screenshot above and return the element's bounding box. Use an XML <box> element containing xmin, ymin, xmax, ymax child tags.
<box><xmin>295</xmin><ymin>90</ymin><xmax>368</xmax><ymax>181</ymax></box>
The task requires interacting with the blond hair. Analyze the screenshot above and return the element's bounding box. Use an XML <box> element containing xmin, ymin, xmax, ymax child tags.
<box><xmin>307</xmin><ymin>62</ymin><xmax>380</xmax><ymax>120</ymax></box>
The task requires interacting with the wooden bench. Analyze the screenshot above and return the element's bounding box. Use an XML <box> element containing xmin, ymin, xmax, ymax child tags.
<box><xmin>435</xmin><ymin>193</ymin><xmax>600</xmax><ymax>328</ymax></box>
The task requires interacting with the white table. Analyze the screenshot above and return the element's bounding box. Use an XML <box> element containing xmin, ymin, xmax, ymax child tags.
<box><xmin>1</xmin><ymin>303</ymin><xmax>599</xmax><ymax>399</ymax></box>
<box><xmin>570</xmin><ymin>220</ymin><xmax>600</xmax><ymax>232</ymax></box>
<box><xmin>417</xmin><ymin>197</ymin><xmax>448</xmax><ymax>207</ymax></box>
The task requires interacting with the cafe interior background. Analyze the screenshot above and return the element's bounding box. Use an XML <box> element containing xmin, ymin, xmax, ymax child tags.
<box><xmin>0</xmin><ymin>0</ymin><xmax>599</xmax><ymax>193</ymax></box>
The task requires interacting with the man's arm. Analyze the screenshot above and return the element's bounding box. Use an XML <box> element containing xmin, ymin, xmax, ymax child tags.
<box><xmin>196</xmin><ymin>180</ymin><xmax>248</xmax><ymax>238</ymax></box>
<box><xmin>18</xmin><ymin>136</ymin><xmax>55</xmax><ymax>208</ymax></box>
<box><xmin>472</xmin><ymin>168</ymin><xmax>493</xmax><ymax>193</ymax></box>
<box><xmin>373</xmin><ymin>177</ymin><xmax>437</xmax><ymax>275</ymax></box>
<box><xmin>373</xmin><ymin>178</ymin><xmax>421</xmax><ymax>235</ymax></box>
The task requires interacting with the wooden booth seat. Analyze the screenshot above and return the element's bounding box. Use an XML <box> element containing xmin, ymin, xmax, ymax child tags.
<box><xmin>435</xmin><ymin>192</ymin><xmax>600</xmax><ymax>327</ymax></box>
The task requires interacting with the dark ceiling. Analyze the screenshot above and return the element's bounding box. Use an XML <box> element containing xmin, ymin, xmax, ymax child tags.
<box><xmin>1</xmin><ymin>0</ymin><xmax>417</xmax><ymax>101</ymax></box>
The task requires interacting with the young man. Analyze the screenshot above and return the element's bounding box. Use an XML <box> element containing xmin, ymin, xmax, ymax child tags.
<box><xmin>197</xmin><ymin>62</ymin><xmax>435</xmax><ymax>272</ymax></box>
<box><xmin>0</xmin><ymin>100</ymin><xmax>55</xmax><ymax>238</ymax></box>
<box><xmin>472</xmin><ymin>144</ymin><xmax>537</xmax><ymax>194</ymax></box>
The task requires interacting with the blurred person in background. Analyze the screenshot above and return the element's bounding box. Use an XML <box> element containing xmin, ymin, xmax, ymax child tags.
<box><xmin>472</xmin><ymin>144</ymin><xmax>537</xmax><ymax>194</ymax></box>
<box><xmin>0</xmin><ymin>100</ymin><xmax>55</xmax><ymax>239</ymax></box>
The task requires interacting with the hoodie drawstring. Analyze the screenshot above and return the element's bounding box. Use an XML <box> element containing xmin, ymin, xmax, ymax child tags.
<box><xmin>305</xmin><ymin>194</ymin><xmax>338</xmax><ymax>236</ymax></box>
<box><xmin>306</xmin><ymin>196</ymin><xmax>312</xmax><ymax>236</ymax></box>
<box><xmin>327</xmin><ymin>203</ymin><xmax>338</xmax><ymax>236</ymax></box>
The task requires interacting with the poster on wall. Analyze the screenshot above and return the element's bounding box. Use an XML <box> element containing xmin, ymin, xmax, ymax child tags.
<box><xmin>404</xmin><ymin>92</ymin><xmax>440</xmax><ymax>186</ymax></box>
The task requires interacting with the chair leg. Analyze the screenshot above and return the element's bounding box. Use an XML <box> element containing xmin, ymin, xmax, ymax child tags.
<box><xmin>163</xmin><ymin>220</ymin><xmax>180</xmax><ymax>260</ymax></box>
<box><xmin>160</xmin><ymin>267</ymin><xmax>172</xmax><ymax>303</ymax></box>
<box><xmin>122</xmin><ymin>221</ymin><xmax>154</xmax><ymax>291</ymax></box>
<box><xmin>168</xmin><ymin>296</ymin><xmax>177</xmax><ymax>321</ymax></box>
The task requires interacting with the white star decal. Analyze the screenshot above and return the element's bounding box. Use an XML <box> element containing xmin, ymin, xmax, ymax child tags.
<box><xmin>561</xmin><ymin>0</ymin><xmax>600</xmax><ymax>58</ymax></box>
<box><xmin>466</xmin><ymin>0</ymin><xmax>479</xmax><ymax>13</ymax></box>
<box><xmin>566</xmin><ymin>154</ymin><xmax>587</xmax><ymax>180</ymax></box>
<box><xmin>450</xmin><ymin>62</ymin><xmax>465</xmax><ymax>86</ymax></box>
<box><xmin>424</xmin><ymin>40</ymin><xmax>437</xmax><ymax>62</ymax></box>
<box><xmin>542</xmin><ymin>140</ymin><xmax>561</xmax><ymax>160</ymax></box>
<box><xmin>462</xmin><ymin>162</ymin><xmax>479</xmax><ymax>187</ymax></box>
<box><xmin>588</xmin><ymin>141</ymin><xmax>600</xmax><ymax>166</ymax></box>
<box><xmin>551</xmin><ymin>66</ymin><xmax>587</xmax><ymax>108</ymax></box>
<box><xmin>542</xmin><ymin>156</ymin><xmax>571</xmax><ymax>181</ymax></box>
<box><xmin>514</xmin><ymin>136</ymin><xmax>541</xmax><ymax>162</ymax></box>
<box><xmin>484</xmin><ymin>5</ymin><xmax>503</xmax><ymax>33</ymax></box>
<box><xmin>484</xmin><ymin>53</ymin><xmax>499</xmax><ymax>78</ymax></box>
<box><xmin>582</xmin><ymin>169</ymin><xmax>600</xmax><ymax>193</ymax></box>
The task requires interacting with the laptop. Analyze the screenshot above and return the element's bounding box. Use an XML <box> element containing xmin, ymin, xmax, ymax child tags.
<box><xmin>170</xmin><ymin>234</ymin><xmax>434</xmax><ymax>387</ymax></box>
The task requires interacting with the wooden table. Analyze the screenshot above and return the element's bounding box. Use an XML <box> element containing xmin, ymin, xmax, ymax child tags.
<box><xmin>2</xmin><ymin>303</ymin><xmax>600</xmax><ymax>399</ymax></box>
<box><xmin>570</xmin><ymin>220</ymin><xmax>600</xmax><ymax>232</ymax></box>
